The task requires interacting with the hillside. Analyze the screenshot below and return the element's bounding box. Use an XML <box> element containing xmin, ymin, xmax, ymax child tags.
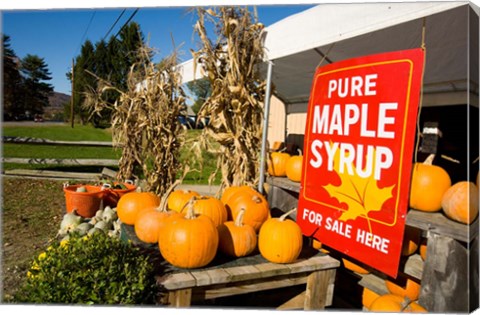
<box><xmin>44</xmin><ymin>91</ymin><xmax>70</xmax><ymax>120</ymax></box>
<box><xmin>48</xmin><ymin>91</ymin><xmax>70</xmax><ymax>108</ymax></box>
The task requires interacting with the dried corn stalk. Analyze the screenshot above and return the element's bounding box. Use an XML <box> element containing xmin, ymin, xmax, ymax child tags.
<box><xmin>84</xmin><ymin>46</ymin><xmax>187</xmax><ymax>196</ymax></box>
<box><xmin>192</xmin><ymin>7</ymin><xmax>266</xmax><ymax>192</ymax></box>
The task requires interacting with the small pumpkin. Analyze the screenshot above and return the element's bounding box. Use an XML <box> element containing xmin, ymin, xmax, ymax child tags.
<box><xmin>342</xmin><ymin>258</ymin><xmax>370</xmax><ymax>274</ymax></box>
<box><xmin>220</xmin><ymin>185</ymin><xmax>251</xmax><ymax>205</ymax></box>
<box><xmin>117</xmin><ymin>191</ymin><xmax>161</xmax><ymax>225</ymax></box>
<box><xmin>258</xmin><ymin>208</ymin><xmax>303</xmax><ymax>264</ymax></box>
<box><xmin>225</xmin><ymin>186</ymin><xmax>270</xmax><ymax>232</ymax></box>
<box><xmin>369</xmin><ymin>294</ymin><xmax>426</xmax><ymax>312</ymax></box>
<box><xmin>159</xmin><ymin>199</ymin><xmax>219</xmax><ymax>269</ymax></box>
<box><xmin>409</xmin><ymin>154</ymin><xmax>452</xmax><ymax>212</ymax></box>
<box><xmin>167</xmin><ymin>189</ymin><xmax>200</xmax><ymax>213</ymax></box>
<box><xmin>419</xmin><ymin>238</ymin><xmax>427</xmax><ymax>261</ymax></box>
<box><xmin>217</xmin><ymin>209</ymin><xmax>257</xmax><ymax>258</ymax></box>
<box><xmin>401</xmin><ymin>226</ymin><xmax>421</xmax><ymax>256</ymax></box>
<box><xmin>188</xmin><ymin>196</ymin><xmax>227</xmax><ymax>227</ymax></box>
<box><xmin>385</xmin><ymin>277</ymin><xmax>421</xmax><ymax>301</ymax></box>
<box><xmin>441</xmin><ymin>181</ymin><xmax>479</xmax><ymax>224</ymax></box>
<box><xmin>134</xmin><ymin>206</ymin><xmax>181</xmax><ymax>244</ymax></box>
<box><xmin>285</xmin><ymin>149</ymin><xmax>303</xmax><ymax>182</ymax></box>
<box><xmin>362</xmin><ymin>287</ymin><xmax>381</xmax><ymax>310</ymax></box>
<box><xmin>267</xmin><ymin>151</ymin><xmax>291</xmax><ymax>177</ymax></box>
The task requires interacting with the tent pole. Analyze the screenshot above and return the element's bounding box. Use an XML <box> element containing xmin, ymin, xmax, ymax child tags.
<box><xmin>258</xmin><ymin>60</ymin><xmax>274</xmax><ymax>194</ymax></box>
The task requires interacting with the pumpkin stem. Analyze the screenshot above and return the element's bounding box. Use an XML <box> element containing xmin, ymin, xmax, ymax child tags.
<box><xmin>159</xmin><ymin>178</ymin><xmax>182</xmax><ymax>212</ymax></box>
<box><xmin>297</xmin><ymin>148</ymin><xmax>303</xmax><ymax>156</ymax></box>
<box><xmin>423</xmin><ymin>154</ymin><xmax>435</xmax><ymax>165</ymax></box>
<box><xmin>280</xmin><ymin>208</ymin><xmax>297</xmax><ymax>221</ymax></box>
<box><xmin>184</xmin><ymin>197</ymin><xmax>197</xmax><ymax>220</ymax></box>
<box><xmin>234</xmin><ymin>208</ymin><xmax>246</xmax><ymax>227</ymax></box>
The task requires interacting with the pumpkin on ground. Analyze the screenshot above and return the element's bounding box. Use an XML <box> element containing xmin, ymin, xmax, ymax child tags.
<box><xmin>409</xmin><ymin>154</ymin><xmax>451</xmax><ymax>212</ymax></box>
<box><xmin>267</xmin><ymin>151</ymin><xmax>291</xmax><ymax>177</ymax></box>
<box><xmin>258</xmin><ymin>208</ymin><xmax>302</xmax><ymax>264</ymax></box>
<box><xmin>224</xmin><ymin>186</ymin><xmax>270</xmax><ymax>232</ymax></box>
<box><xmin>134</xmin><ymin>207</ymin><xmax>181</xmax><ymax>244</ymax></box>
<box><xmin>369</xmin><ymin>294</ymin><xmax>427</xmax><ymax>312</ymax></box>
<box><xmin>117</xmin><ymin>191</ymin><xmax>161</xmax><ymax>225</ymax></box>
<box><xmin>385</xmin><ymin>277</ymin><xmax>421</xmax><ymax>301</ymax></box>
<box><xmin>441</xmin><ymin>181</ymin><xmax>479</xmax><ymax>224</ymax></box>
<box><xmin>401</xmin><ymin>226</ymin><xmax>421</xmax><ymax>256</ymax></box>
<box><xmin>342</xmin><ymin>258</ymin><xmax>370</xmax><ymax>274</ymax></box>
<box><xmin>167</xmin><ymin>189</ymin><xmax>200</xmax><ymax>213</ymax></box>
<box><xmin>158</xmin><ymin>200</ymin><xmax>219</xmax><ymax>269</ymax></box>
<box><xmin>188</xmin><ymin>196</ymin><xmax>227</xmax><ymax>227</ymax></box>
<box><xmin>217</xmin><ymin>209</ymin><xmax>257</xmax><ymax>257</ymax></box>
<box><xmin>285</xmin><ymin>150</ymin><xmax>303</xmax><ymax>182</ymax></box>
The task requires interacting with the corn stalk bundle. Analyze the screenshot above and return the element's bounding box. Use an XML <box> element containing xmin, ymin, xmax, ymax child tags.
<box><xmin>84</xmin><ymin>47</ymin><xmax>187</xmax><ymax>196</ymax></box>
<box><xmin>192</xmin><ymin>7</ymin><xmax>267</xmax><ymax>192</ymax></box>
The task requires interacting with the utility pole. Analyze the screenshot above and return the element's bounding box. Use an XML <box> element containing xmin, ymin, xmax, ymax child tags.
<box><xmin>70</xmin><ymin>59</ymin><xmax>75</xmax><ymax>128</ymax></box>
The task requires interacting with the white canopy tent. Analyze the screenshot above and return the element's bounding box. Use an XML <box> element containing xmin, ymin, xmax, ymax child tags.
<box><xmin>178</xmin><ymin>1</ymin><xmax>479</xmax><ymax>191</ymax></box>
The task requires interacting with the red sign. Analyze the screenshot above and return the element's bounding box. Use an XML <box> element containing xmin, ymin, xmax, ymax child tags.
<box><xmin>297</xmin><ymin>49</ymin><xmax>424</xmax><ymax>277</ymax></box>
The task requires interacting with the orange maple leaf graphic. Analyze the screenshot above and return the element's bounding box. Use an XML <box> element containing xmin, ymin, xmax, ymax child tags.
<box><xmin>323</xmin><ymin>147</ymin><xmax>395</xmax><ymax>233</ymax></box>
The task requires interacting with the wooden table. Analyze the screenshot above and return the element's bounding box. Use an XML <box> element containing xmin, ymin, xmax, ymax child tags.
<box><xmin>156</xmin><ymin>249</ymin><xmax>340</xmax><ymax>310</ymax></box>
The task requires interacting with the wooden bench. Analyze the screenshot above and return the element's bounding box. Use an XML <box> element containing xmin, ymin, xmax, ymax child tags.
<box><xmin>121</xmin><ymin>223</ymin><xmax>340</xmax><ymax>310</ymax></box>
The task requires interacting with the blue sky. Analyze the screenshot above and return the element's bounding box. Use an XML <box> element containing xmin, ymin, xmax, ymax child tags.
<box><xmin>2</xmin><ymin>4</ymin><xmax>314</xmax><ymax>95</ymax></box>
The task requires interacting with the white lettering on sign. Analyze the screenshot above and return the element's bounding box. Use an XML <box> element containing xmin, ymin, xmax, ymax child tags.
<box><xmin>356</xmin><ymin>228</ymin><xmax>390</xmax><ymax>254</ymax></box>
<box><xmin>327</xmin><ymin>74</ymin><xmax>378</xmax><ymax>98</ymax></box>
<box><xmin>325</xmin><ymin>217</ymin><xmax>352</xmax><ymax>238</ymax></box>
<box><xmin>302</xmin><ymin>208</ymin><xmax>323</xmax><ymax>226</ymax></box>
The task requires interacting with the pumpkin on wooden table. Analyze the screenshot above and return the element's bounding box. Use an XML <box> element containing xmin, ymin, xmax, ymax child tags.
<box><xmin>258</xmin><ymin>208</ymin><xmax>303</xmax><ymax>264</ymax></box>
<box><xmin>362</xmin><ymin>287</ymin><xmax>381</xmax><ymax>310</ymax></box>
<box><xmin>167</xmin><ymin>189</ymin><xmax>200</xmax><ymax>213</ymax></box>
<box><xmin>385</xmin><ymin>277</ymin><xmax>421</xmax><ymax>301</ymax></box>
<box><xmin>117</xmin><ymin>191</ymin><xmax>161</xmax><ymax>225</ymax></box>
<box><xmin>223</xmin><ymin>185</ymin><xmax>270</xmax><ymax>232</ymax></box>
<box><xmin>267</xmin><ymin>151</ymin><xmax>291</xmax><ymax>177</ymax></box>
<box><xmin>401</xmin><ymin>226</ymin><xmax>421</xmax><ymax>256</ymax></box>
<box><xmin>419</xmin><ymin>238</ymin><xmax>427</xmax><ymax>261</ymax></box>
<box><xmin>285</xmin><ymin>149</ymin><xmax>303</xmax><ymax>182</ymax></box>
<box><xmin>158</xmin><ymin>199</ymin><xmax>219</xmax><ymax>269</ymax></box>
<box><xmin>409</xmin><ymin>154</ymin><xmax>451</xmax><ymax>212</ymax></box>
<box><xmin>342</xmin><ymin>258</ymin><xmax>370</xmax><ymax>274</ymax></box>
<box><xmin>187</xmin><ymin>196</ymin><xmax>227</xmax><ymax>227</ymax></box>
<box><xmin>217</xmin><ymin>209</ymin><xmax>257</xmax><ymax>258</ymax></box>
<box><xmin>134</xmin><ymin>206</ymin><xmax>182</xmax><ymax>244</ymax></box>
<box><xmin>441</xmin><ymin>181</ymin><xmax>479</xmax><ymax>224</ymax></box>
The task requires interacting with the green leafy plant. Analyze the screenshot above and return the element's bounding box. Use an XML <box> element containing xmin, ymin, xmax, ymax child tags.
<box><xmin>14</xmin><ymin>232</ymin><xmax>156</xmax><ymax>305</ymax></box>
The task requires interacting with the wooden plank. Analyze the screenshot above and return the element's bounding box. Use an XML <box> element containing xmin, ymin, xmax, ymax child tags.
<box><xmin>406</xmin><ymin>209</ymin><xmax>477</xmax><ymax>243</ymax></box>
<box><xmin>194</xmin><ymin>272</ymin><xmax>309</xmax><ymax>301</ymax></box>
<box><xmin>190</xmin><ymin>268</ymin><xmax>232</xmax><ymax>287</ymax></box>
<box><xmin>3</xmin><ymin>136</ymin><xmax>114</xmax><ymax>147</ymax></box>
<box><xmin>304</xmin><ymin>269</ymin><xmax>336</xmax><ymax>310</ymax></box>
<box><xmin>403</xmin><ymin>254</ymin><xmax>423</xmax><ymax>280</ymax></box>
<box><xmin>286</xmin><ymin>254</ymin><xmax>340</xmax><ymax>274</ymax></box>
<box><xmin>157</xmin><ymin>272</ymin><xmax>197</xmax><ymax>291</ymax></box>
<box><xmin>4</xmin><ymin>169</ymin><xmax>100</xmax><ymax>180</ymax></box>
<box><xmin>358</xmin><ymin>273</ymin><xmax>389</xmax><ymax>295</ymax></box>
<box><xmin>277</xmin><ymin>291</ymin><xmax>306</xmax><ymax>310</ymax></box>
<box><xmin>419</xmin><ymin>232</ymin><xmax>472</xmax><ymax>312</ymax></box>
<box><xmin>253</xmin><ymin>261</ymin><xmax>291</xmax><ymax>278</ymax></box>
<box><xmin>223</xmin><ymin>264</ymin><xmax>263</xmax><ymax>282</ymax></box>
<box><xmin>267</xmin><ymin>176</ymin><xmax>300</xmax><ymax>193</ymax></box>
<box><xmin>267</xmin><ymin>185</ymin><xmax>299</xmax><ymax>215</ymax></box>
<box><xmin>167</xmin><ymin>288</ymin><xmax>192</xmax><ymax>307</ymax></box>
<box><xmin>2</xmin><ymin>157</ymin><xmax>118</xmax><ymax>166</ymax></box>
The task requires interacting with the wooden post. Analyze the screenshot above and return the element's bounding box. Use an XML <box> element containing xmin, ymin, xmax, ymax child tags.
<box><xmin>70</xmin><ymin>58</ymin><xmax>75</xmax><ymax>128</ymax></box>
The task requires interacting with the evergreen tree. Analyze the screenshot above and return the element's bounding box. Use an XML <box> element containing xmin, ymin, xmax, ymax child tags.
<box><xmin>72</xmin><ymin>40</ymin><xmax>96</xmax><ymax>124</ymax></box>
<box><xmin>20</xmin><ymin>54</ymin><xmax>54</xmax><ymax>117</ymax></box>
<box><xmin>2</xmin><ymin>35</ymin><xmax>24</xmax><ymax>119</ymax></box>
<box><xmin>186</xmin><ymin>78</ymin><xmax>211</xmax><ymax>114</ymax></box>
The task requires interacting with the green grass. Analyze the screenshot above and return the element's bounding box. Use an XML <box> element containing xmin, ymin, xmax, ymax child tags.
<box><xmin>2</xmin><ymin>124</ymin><xmax>220</xmax><ymax>185</ymax></box>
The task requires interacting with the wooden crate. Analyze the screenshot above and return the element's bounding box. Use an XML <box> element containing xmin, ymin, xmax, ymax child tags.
<box><xmin>266</xmin><ymin>176</ymin><xmax>479</xmax><ymax>312</ymax></box>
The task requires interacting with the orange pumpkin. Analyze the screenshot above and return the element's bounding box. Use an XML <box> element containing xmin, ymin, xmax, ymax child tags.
<box><xmin>167</xmin><ymin>189</ymin><xmax>200</xmax><ymax>213</ymax></box>
<box><xmin>217</xmin><ymin>209</ymin><xmax>257</xmax><ymax>257</ymax></box>
<box><xmin>189</xmin><ymin>196</ymin><xmax>227</xmax><ymax>227</ymax></box>
<box><xmin>369</xmin><ymin>294</ymin><xmax>427</xmax><ymax>312</ymax></box>
<box><xmin>401</xmin><ymin>226</ymin><xmax>421</xmax><ymax>256</ymax></box>
<box><xmin>441</xmin><ymin>181</ymin><xmax>479</xmax><ymax>224</ymax></box>
<box><xmin>419</xmin><ymin>238</ymin><xmax>427</xmax><ymax>261</ymax></box>
<box><xmin>258</xmin><ymin>209</ymin><xmax>303</xmax><ymax>264</ymax></box>
<box><xmin>267</xmin><ymin>151</ymin><xmax>291</xmax><ymax>177</ymax></box>
<box><xmin>225</xmin><ymin>187</ymin><xmax>270</xmax><ymax>232</ymax></box>
<box><xmin>134</xmin><ymin>207</ymin><xmax>181</xmax><ymax>244</ymax></box>
<box><xmin>158</xmin><ymin>201</ymin><xmax>219</xmax><ymax>269</ymax></box>
<box><xmin>362</xmin><ymin>287</ymin><xmax>381</xmax><ymax>310</ymax></box>
<box><xmin>409</xmin><ymin>154</ymin><xmax>451</xmax><ymax>212</ymax></box>
<box><xmin>385</xmin><ymin>277</ymin><xmax>421</xmax><ymax>301</ymax></box>
<box><xmin>285</xmin><ymin>151</ymin><xmax>303</xmax><ymax>182</ymax></box>
<box><xmin>117</xmin><ymin>191</ymin><xmax>161</xmax><ymax>225</ymax></box>
<box><xmin>342</xmin><ymin>258</ymin><xmax>370</xmax><ymax>274</ymax></box>
<box><xmin>220</xmin><ymin>185</ymin><xmax>251</xmax><ymax>205</ymax></box>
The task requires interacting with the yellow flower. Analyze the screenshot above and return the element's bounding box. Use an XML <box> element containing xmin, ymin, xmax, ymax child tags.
<box><xmin>37</xmin><ymin>252</ymin><xmax>47</xmax><ymax>260</ymax></box>
<box><xmin>60</xmin><ymin>239</ymin><xmax>69</xmax><ymax>247</ymax></box>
